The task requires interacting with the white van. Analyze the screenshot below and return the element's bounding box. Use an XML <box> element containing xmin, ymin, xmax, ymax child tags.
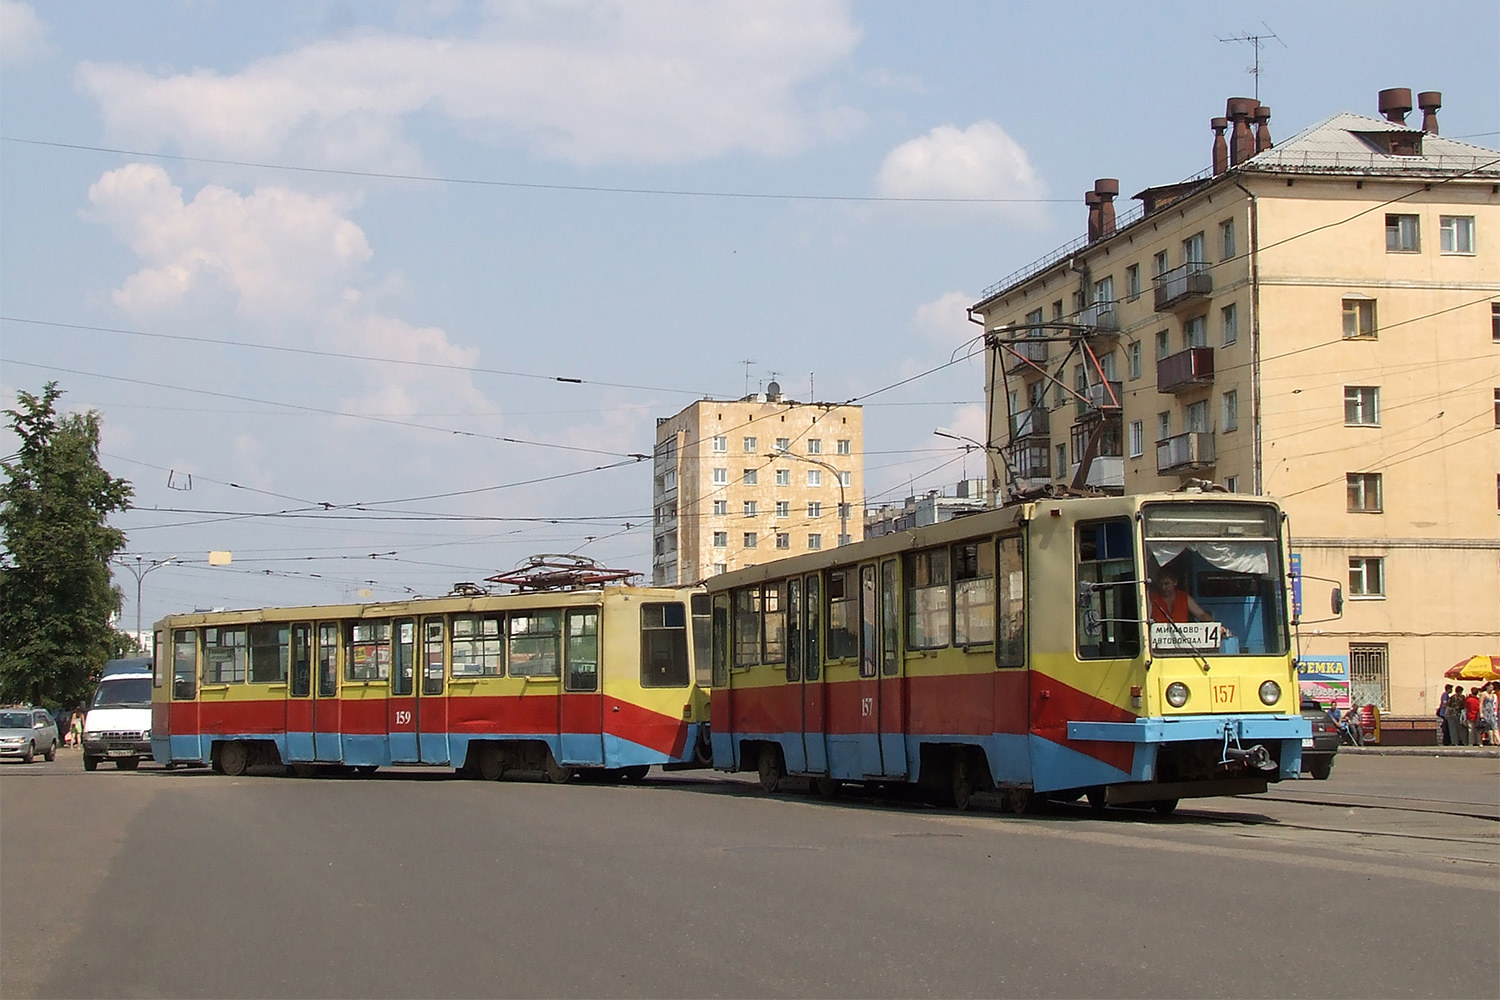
<box><xmin>82</xmin><ymin>658</ymin><xmax>154</xmax><ymax>771</ymax></box>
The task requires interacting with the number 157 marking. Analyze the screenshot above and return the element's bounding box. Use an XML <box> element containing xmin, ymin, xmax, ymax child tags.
<box><xmin>860</xmin><ymin>697</ymin><xmax>874</xmax><ymax>717</ymax></box>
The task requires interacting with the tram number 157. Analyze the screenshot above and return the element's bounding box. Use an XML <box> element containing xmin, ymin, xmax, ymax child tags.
<box><xmin>860</xmin><ymin>697</ymin><xmax>874</xmax><ymax>717</ymax></box>
<box><xmin>1210</xmin><ymin>683</ymin><xmax>1236</xmax><ymax>708</ymax></box>
<box><xmin>394</xmin><ymin>710</ymin><xmax>413</xmax><ymax>726</ymax></box>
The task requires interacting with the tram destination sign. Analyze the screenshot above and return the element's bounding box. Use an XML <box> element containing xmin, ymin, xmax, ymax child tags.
<box><xmin>1150</xmin><ymin>621</ymin><xmax>1224</xmax><ymax>651</ymax></box>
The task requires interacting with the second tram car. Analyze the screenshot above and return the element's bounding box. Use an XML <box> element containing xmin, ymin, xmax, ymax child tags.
<box><xmin>706</xmin><ymin>492</ymin><xmax>1310</xmax><ymax>812</ymax></box>
<box><xmin>150</xmin><ymin>586</ymin><xmax>712</xmax><ymax>779</ymax></box>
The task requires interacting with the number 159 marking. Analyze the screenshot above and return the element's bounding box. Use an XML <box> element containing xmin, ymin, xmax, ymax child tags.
<box><xmin>394</xmin><ymin>710</ymin><xmax>412</xmax><ymax>726</ymax></box>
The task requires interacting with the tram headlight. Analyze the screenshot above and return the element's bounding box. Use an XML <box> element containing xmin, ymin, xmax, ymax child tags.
<box><xmin>1166</xmin><ymin>682</ymin><xmax>1190</xmax><ymax>708</ymax></box>
<box><xmin>1258</xmin><ymin>680</ymin><xmax>1282</xmax><ymax>706</ymax></box>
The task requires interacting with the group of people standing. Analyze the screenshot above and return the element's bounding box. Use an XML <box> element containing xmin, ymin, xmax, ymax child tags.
<box><xmin>1438</xmin><ymin>683</ymin><xmax>1499</xmax><ymax>746</ymax></box>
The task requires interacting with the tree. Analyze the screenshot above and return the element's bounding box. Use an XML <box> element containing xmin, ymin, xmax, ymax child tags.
<box><xmin>0</xmin><ymin>383</ymin><xmax>134</xmax><ymax>709</ymax></box>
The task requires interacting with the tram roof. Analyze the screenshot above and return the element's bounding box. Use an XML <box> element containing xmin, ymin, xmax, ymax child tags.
<box><xmin>706</xmin><ymin>491</ymin><xmax>1281</xmax><ymax>592</ymax></box>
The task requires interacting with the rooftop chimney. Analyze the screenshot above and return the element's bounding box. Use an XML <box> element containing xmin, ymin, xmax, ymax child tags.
<box><xmin>1211</xmin><ymin>117</ymin><xmax>1229</xmax><ymax>174</ymax></box>
<box><xmin>1418</xmin><ymin>91</ymin><xmax>1442</xmax><ymax>134</ymax></box>
<box><xmin>1094</xmin><ymin>179</ymin><xmax>1119</xmax><ymax>238</ymax></box>
<box><xmin>1378</xmin><ymin>87</ymin><xmax>1413</xmax><ymax>125</ymax></box>
<box><xmin>1253</xmin><ymin>105</ymin><xmax>1273</xmax><ymax>153</ymax></box>
<box><xmin>1085</xmin><ymin>189</ymin><xmax>1101</xmax><ymax>242</ymax></box>
<box><xmin>1226</xmin><ymin>98</ymin><xmax>1257</xmax><ymax>165</ymax></box>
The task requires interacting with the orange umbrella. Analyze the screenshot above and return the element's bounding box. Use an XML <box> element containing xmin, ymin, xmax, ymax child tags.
<box><xmin>1444</xmin><ymin>655</ymin><xmax>1500</xmax><ymax>681</ymax></box>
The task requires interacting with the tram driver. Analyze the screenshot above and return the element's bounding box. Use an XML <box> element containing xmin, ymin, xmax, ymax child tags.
<box><xmin>1148</xmin><ymin>567</ymin><xmax>1214</xmax><ymax>625</ymax></box>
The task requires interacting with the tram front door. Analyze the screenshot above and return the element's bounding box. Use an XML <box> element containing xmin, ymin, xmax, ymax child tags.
<box><xmin>388</xmin><ymin>618</ymin><xmax>451</xmax><ymax>764</ymax></box>
<box><xmin>858</xmin><ymin>562</ymin><xmax>907</xmax><ymax>778</ymax></box>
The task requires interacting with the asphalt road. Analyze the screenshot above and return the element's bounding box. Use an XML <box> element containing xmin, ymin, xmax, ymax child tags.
<box><xmin>3</xmin><ymin>747</ymin><xmax>1496</xmax><ymax>999</ymax></box>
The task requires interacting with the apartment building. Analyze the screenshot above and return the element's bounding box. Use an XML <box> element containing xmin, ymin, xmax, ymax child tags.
<box><xmin>865</xmin><ymin>479</ymin><xmax>988</xmax><ymax>538</ymax></box>
<box><xmin>652</xmin><ymin>385</ymin><xmax>864</xmax><ymax>586</ymax></box>
<box><xmin>970</xmin><ymin>89</ymin><xmax>1499</xmax><ymax>716</ymax></box>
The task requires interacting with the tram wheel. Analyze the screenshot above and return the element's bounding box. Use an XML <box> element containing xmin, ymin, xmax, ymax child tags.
<box><xmin>1086</xmin><ymin>787</ymin><xmax>1108</xmax><ymax>812</ymax></box>
<box><xmin>1151</xmin><ymin>798</ymin><xmax>1180</xmax><ymax>816</ymax></box>
<box><xmin>1007</xmin><ymin>787</ymin><xmax>1033</xmax><ymax>815</ymax></box>
<box><xmin>354</xmin><ymin>765</ymin><xmax>379</xmax><ymax>776</ymax></box>
<box><xmin>812</xmin><ymin>775</ymin><xmax>841</xmax><ymax>798</ymax></box>
<box><xmin>478</xmin><ymin>744</ymin><xmax>507</xmax><ymax>782</ymax></box>
<box><xmin>544</xmin><ymin>753</ymin><xmax>576</xmax><ymax>784</ymax></box>
<box><xmin>219</xmin><ymin>741</ymin><xmax>249</xmax><ymax>777</ymax></box>
<box><xmin>950</xmin><ymin>753</ymin><xmax>976</xmax><ymax>811</ymax></box>
<box><xmin>757</xmin><ymin>745</ymin><xmax>784</xmax><ymax>793</ymax></box>
<box><xmin>290</xmin><ymin>762</ymin><xmax>318</xmax><ymax>778</ymax></box>
<box><xmin>621</xmin><ymin>765</ymin><xmax>650</xmax><ymax>783</ymax></box>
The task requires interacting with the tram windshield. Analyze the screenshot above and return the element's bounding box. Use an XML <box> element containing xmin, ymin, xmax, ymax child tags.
<box><xmin>1141</xmin><ymin>502</ymin><xmax>1288</xmax><ymax>656</ymax></box>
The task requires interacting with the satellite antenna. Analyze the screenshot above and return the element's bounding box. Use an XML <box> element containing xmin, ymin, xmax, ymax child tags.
<box><xmin>1218</xmin><ymin>24</ymin><xmax>1285</xmax><ymax>101</ymax></box>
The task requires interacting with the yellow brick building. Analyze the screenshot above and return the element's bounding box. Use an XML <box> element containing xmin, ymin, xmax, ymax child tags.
<box><xmin>970</xmin><ymin>91</ymin><xmax>1499</xmax><ymax>716</ymax></box>
<box><xmin>652</xmin><ymin>387</ymin><xmax>864</xmax><ymax>586</ymax></box>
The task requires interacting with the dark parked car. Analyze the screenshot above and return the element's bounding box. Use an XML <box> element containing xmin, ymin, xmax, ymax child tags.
<box><xmin>1300</xmin><ymin>698</ymin><xmax>1340</xmax><ymax>780</ymax></box>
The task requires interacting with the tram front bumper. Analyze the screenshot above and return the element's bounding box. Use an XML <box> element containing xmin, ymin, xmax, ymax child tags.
<box><xmin>1066</xmin><ymin>714</ymin><xmax>1310</xmax><ymax>781</ymax></box>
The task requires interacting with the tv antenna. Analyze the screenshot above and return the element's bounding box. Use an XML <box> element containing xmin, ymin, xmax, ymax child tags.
<box><xmin>1218</xmin><ymin>24</ymin><xmax>1285</xmax><ymax>101</ymax></box>
<box><xmin>738</xmin><ymin>359</ymin><xmax>757</xmax><ymax>396</ymax></box>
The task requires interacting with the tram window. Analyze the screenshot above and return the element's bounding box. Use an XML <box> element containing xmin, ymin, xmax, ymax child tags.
<box><xmin>859</xmin><ymin>565</ymin><xmax>878</xmax><ymax>678</ymax></box>
<box><xmin>422</xmin><ymin>619</ymin><xmax>444</xmax><ymax>695</ymax></box>
<box><xmin>392</xmin><ymin>620</ymin><xmax>416</xmax><ymax>696</ymax></box>
<box><xmin>173</xmin><ymin>629</ymin><xmax>197</xmax><ymax>699</ymax></box>
<box><xmin>905</xmin><ymin>549</ymin><xmax>951</xmax><ymax>650</ymax></box>
<box><xmin>804</xmin><ymin>574</ymin><xmax>822</xmax><ymax>680</ymax></box>
<box><xmin>451</xmin><ymin>615</ymin><xmax>504</xmax><ymax>676</ymax></box>
<box><xmin>290</xmin><ymin>625</ymin><xmax>312</xmax><ymax>697</ymax></box>
<box><xmin>711</xmin><ymin>594</ymin><xmax>730</xmax><ymax>687</ymax></box>
<box><xmin>826</xmin><ymin>571</ymin><xmax>859</xmax><ymax>660</ymax></box>
<box><xmin>317</xmin><ymin>624</ymin><xmax>338</xmax><ymax>697</ymax></box>
<box><xmin>953</xmin><ymin>542</ymin><xmax>995</xmax><ymax>646</ymax></box>
<box><xmin>1075</xmin><ymin>519</ymin><xmax>1140</xmax><ymax>660</ymax></box>
<box><xmin>641</xmin><ymin>602</ymin><xmax>689</xmax><ymax>687</ymax></box>
<box><xmin>786</xmin><ymin>578</ymin><xmax>802</xmax><ymax>682</ymax></box>
<box><xmin>248</xmin><ymin>623</ymin><xmax>289</xmax><ymax>683</ymax></box>
<box><xmin>202</xmin><ymin>627</ymin><xmax>247</xmax><ymax>684</ymax></box>
<box><xmin>154</xmin><ymin>631</ymin><xmax>166</xmax><ymax>687</ymax></box>
<box><xmin>347</xmin><ymin>622</ymin><xmax>391</xmax><ymax>681</ymax></box>
<box><xmin>762</xmin><ymin>581</ymin><xmax>787</xmax><ymax>664</ymax></box>
<box><xmin>509</xmin><ymin>611</ymin><xmax>562</xmax><ymax>677</ymax></box>
<box><xmin>567</xmin><ymin>609</ymin><xmax>600</xmax><ymax>692</ymax></box>
<box><xmin>732</xmin><ymin>587</ymin><xmax>761</xmax><ymax>667</ymax></box>
<box><xmin>691</xmin><ymin>593</ymin><xmax>713</xmax><ymax>687</ymax></box>
<box><xmin>996</xmin><ymin>535</ymin><xmax>1026</xmax><ymax>668</ymax></box>
<box><xmin>880</xmin><ymin>559</ymin><xmax>899</xmax><ymax>676</ymax></box>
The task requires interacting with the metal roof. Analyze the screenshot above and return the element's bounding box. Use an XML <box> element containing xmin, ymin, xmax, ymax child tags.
<box><xmin>1240</xmin><ymin>112</ymin><xmax>1500</xmax><ymax>177</ymax></box>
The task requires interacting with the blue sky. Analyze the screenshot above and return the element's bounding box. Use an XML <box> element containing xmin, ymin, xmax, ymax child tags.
<box><xmin>2</xmin><ymin>0</ymin><xmax>1496</xmax><ymax>626</ymax></box>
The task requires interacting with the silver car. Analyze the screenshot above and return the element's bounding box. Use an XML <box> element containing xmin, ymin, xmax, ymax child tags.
<box><xmin>0</xmin><ymin>708</ymin><xmax>60</xmax><ymax>763</ymax></box>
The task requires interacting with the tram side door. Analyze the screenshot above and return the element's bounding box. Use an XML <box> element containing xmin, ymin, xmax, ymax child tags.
<box><xmin>877</xmin><ymin>558</ymin><xmax>907</xmax><ymax>778</ymax></box>
<box><xmin>418</xmin><ymin>617</ymin><xmax>450</xmax><ymax>765</ymax></box>
<box><xmin>857</xmin><ymin>564</ymin><xmax>884</xmax><ymax>776</ymax></box>
<box><xmin>798</xmin><ymin>574</ymin><xmax>829</xmax><ymax>773</ymax></box>
<box><xmin>313</xmin><ymin>622</ymin><xmax>342</xmax><ymax>762</ymax></box>
<box><xmin>561</xmin><ymin>607</ymin><xmax>604</xmax><ymax>767</ymax></box>
<box><xmin>388</xmin><ymin>618</ymin><xmax>420</xmax><ymax>763</ymax></box>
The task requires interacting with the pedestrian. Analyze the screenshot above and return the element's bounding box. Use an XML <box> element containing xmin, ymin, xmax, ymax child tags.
<box><xmin>69</xmin><ymin>709</ymin><xmax>83</xmax><ymax>749</ymax></box>
<box><xmin>1445</xmin><ymin>686</ymin><xmax>1468</xmax><ymax>747</ymax></box>
<box><xmin>1480</xmin><ymin>683</ymin><xmax>1498</xmax><ymax>748</ymax></box>
<box><xmin>1464</xmin><ymin>686</ymin><xmax>1483</xmax><ymax>747</ymax></box>
<box><xmin>1437</xmin><ymin>683</ymin><xmax>1453</xmax><ymax>745</ymax></box>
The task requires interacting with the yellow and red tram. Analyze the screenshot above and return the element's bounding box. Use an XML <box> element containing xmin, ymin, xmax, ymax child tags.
<box><xmin>150</xmin><ymin>586</ymin><xmax>711</xmax><ymax>779</ymax></box>
<box><xmin>706</xmin><ymin>491</ymin><xmax>1310</xmax><ymax>812</ymax></box>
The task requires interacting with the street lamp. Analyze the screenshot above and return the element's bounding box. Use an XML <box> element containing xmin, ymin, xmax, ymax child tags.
<box><xmin>115</xmin><ymin>556</ymin><xmax>176</xmax><ymax>654</ymax></box>
<box><xmin>779</xmin><ymin>448</ymin><xmax>851</xmax><ymax>546</ymax></box>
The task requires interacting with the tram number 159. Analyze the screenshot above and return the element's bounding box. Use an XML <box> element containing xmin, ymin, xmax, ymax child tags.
<box><xmin>394</xmin><ymin>710</ymin><xmax>413</xmax><ymax>726</ymax></box>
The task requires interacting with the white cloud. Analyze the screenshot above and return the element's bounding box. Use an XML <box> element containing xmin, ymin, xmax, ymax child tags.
<box><xmin>875</xmin><ymin>120</ymin><xmax>1046</xmax><ymax>218</ymax></box>
<box><xmin>912</xmin><ymin>290</ymin><xmax>980</xmax><ymax>350</ymax></box>
<box><xmin>75</xmin><ymin>0</ymin><xmax>863</xmax><ymax>167</ymax></box>
<box><xmin>0</xmin><ymin>0</ymin><xmax>51</xmax><ymax>66</ymax></box>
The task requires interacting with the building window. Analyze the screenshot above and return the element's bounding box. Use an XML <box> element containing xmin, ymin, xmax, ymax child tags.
<box><xmin>775</xmin><ymin>437</ymin><xmax>790</xmax><ymax>452</ymax></box>
<box><xmin>743</xmin><ymin>500</ymin><xmax>757</xmax><ymax>517</ymax></box>
<box><xmin>1222</xmin><ymin>390</ymin><xmax>1238</xmax><ymax>432</ymax></box>
<box><xmin>743</xmin><ymin>436</ymin><xmax>757</xmax><ymax>453</ymax></box>
<box><xmin>1439</xmin><ymin>215</ymin><xmax>1475</xmax><ymax>254</ymax></box>
<box><xmin>807</xmin><ymin>439</ymin><xmax>822</xmax><ymax>455</ymax></box>
<box><xmin>1221</xmin><ymin>303</ymin><xmax>1238</xmax><ymax>345</ymax></box>
<box><xmin>1183</xmin><ymin>232</ymin><xmax>1206</xmax><ymax>264</ymax></box>
<box><xmin>1220</xmin><ymin>218</ymin><xmax>1236</xmax><ymax>259</ymax></box>
<box><xmin>1153</xmin><ymin>250</ymin><xmax>1169</xmax><ymax>277</ymax></box>
<box><xmin>1385</xmin><ymin>213</ymin><xmax>1419</xmax><ymax>252</ymax></box>
<box><xmin>807</xmin><ymin>501</ymin><xmax>822</xmax><ymax>518</ymax></box>
<box><xmin>838</xmin><ymin>534</ymin><xmax>852</xmax><ymax>546</ymax></box>
<box><xmin>713</xmin><ymin>562</ymin><xmax>727</xmax><ymax>575</ymax></box>
<box><xmin>1126</xmin><ymin>264</ymin><xmax>1141</xmax><ymax>301</ymax></box>
<box><xmin>1350</xmin><ymin>642</ymin><xmax>1390</xmax><ymax>711</ymax></box>
<box><xmin>806</xmin><ymin>469</ymin><xmax>822</xmax><ymax>487</ymax></box>
<box><xmin>1128</xmin><ymin>420</ymin><xmax>1144</xmax><ymax>458</ymax></box>
<box><xmin>1342</xmin><ymin>298</ymin><xmax>1377</xmax><ymax>339</ymax></box>
<box><xmin>1154</xmin><ymin>329</ymin><xmax>1169</xmax><ymax>361</ymax></box>
<box><xmin>712</xmin><ymin>531</ymin><xmax>728</xmax><ymax>548</ymax></box>
<box><xmin>742</xmin><ymin>468</ymin><xmax>757</xmax><ymax>485</ymax></box>
<box><xmin>775</xmin><ymin>468</ymin><xmax>790</xmax><ymax>486</ymax></box>
<box><xmin>1186</xmin><ymin>400</ymin><xmax>1208</xmax><ymax>433</ymax></box>
<box><xmin>775</xmin><ymin>500</ymin><xmax>790</xmax><ymax>518</ymax></box>
<box><xmin>775</xmin><ymin>532</ymin><xmax>791</xmax><ymax>550</ymax></box>
<box><xmin>711</xmin><ymin>435</ymin><xmax>727</xmax><ymax>453</ymax></box>
<box><xmin>836</xmin><ymin>439</ymin><xmax>851</xmax><ymax>455</ymax></box>
<box><xmin>713</xmin><ymin>467</ymin><xmax>727</xmax><ymax>485</ymax></box>
<box><xmin>1225</xmin><ymin>475</ymin><xmax>1238</xmax><ymax>493</ymax></box>
<box><xmin>1055</xmin><ymin>443</ymin><xmax>1068</xmax><ymax>475</ymax></box>
<box><xmin>1093</xmin><ymin>275</ymin><xmax>1114</xmax><ymax>305</ymax></box>
<box><xmin>837</xmin><ymin>502</ymin><xmax>852</xmax><ymax>520</ymax></box>
<box><xmin>1493</xmin><ymin>388</ymin><xmax>1499</xmax><ymax>427</ymax></box>
<box><xmin>1129</xmin><ymin>342</ymin><xmax>1142</xmax><ymax>380</ymax></box>
<box><xmin>1157</xmin><ymin>411</ymin><xmax>1171</xmax><ymax>441</ymax></box>
<box><xmin>1344</xmin><ymin>386</ymin><xmax>1380</xmax><ymax>425</ymax></box>
<box><xmin>807</xmin><ymin>533</ymin><xmax>822</xmax><ymax>550</ymax></box>
<box><xmin>1184</xmin><ymin>315</ymin><xmax>1207</xmax><ymax>349</ymax></box>
<box><xmin>838</xmin><ymin>470</ymin><xmax>851</xmax><ymax>487</ymax></box>
<box><xmin>1348</xmin><ymin>556</ymin><xmax>1385</xmax><ymax>598</ymax></box>
<box><xmin>1492</xmin><ymin>303</ymin><xmax>1499</xmax><ymax>342</ymax></box>
<box><xmin>1347</xmin><ymin>472</ymin><xmax>1383</xmax><ymax>512</ymax></box>
<box><xmin>712</xmin><ymin>499</ymin><xmax>728</xmax><ymax>516</ymax></box>
<box><xmin>743</xmin><ymin>532</ymin><xmax>758</xmax><ymax>548</ymax></box>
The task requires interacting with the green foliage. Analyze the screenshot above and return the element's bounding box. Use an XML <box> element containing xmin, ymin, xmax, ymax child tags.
<box><xmin>0</xmin><ymin>383</ymin><xmax>134</xmax><ymax>709</ymax></box>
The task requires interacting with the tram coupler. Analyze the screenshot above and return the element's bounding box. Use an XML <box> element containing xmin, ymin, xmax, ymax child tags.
<box><xmin>1222</xmin><ymin>744</ymin><xmax>1277</xmax><ymax>773</ymax></box>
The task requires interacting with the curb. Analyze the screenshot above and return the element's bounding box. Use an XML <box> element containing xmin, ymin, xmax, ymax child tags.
<box><xmin>1341</xmin><ymin>746</ymin><xmax>1500</xmax><ymax>758</ymax></box>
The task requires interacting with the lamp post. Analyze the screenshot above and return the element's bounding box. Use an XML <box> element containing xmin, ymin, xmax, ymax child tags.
<box><xmin>780</xmin><ymin>449</ymin><xmax>851</xmax><ymax>546</ymax></box>
<box><xmin>115</xmin><ymin>556</ymin><xmax>175</xmax><ymax>654</ymax></box>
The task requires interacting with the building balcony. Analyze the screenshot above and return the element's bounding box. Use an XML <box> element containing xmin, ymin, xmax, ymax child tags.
<box><xmin>1156</xmin><ymin>431</ymin><xmax>1216</xmax><ymax>475</ymax></box>
<box><xmin>1078</xmin><ymin>302</ymin><xmax>1121</xmax><ymax>346</ymax></box>
<box><xmin>1080</xmin><ymin>380</ymin><xmax>1123</xmax><ymax>419</ymax></box>
<box><xmin>1009</xmin><ymin>406</ymin><xmax>1050</xmax><ymax>441</ymax></box>
<box><xmin>1153</xmin><ymin>261</ymin><xmax>1213</xmax><ymax>313</ymax></box>
<box><xmin>1069</xmin><ymin>456</ymin><xmax>1124</xmax><ymax>489</ymax></box>
<box><xmin>1156</xmin><ymin>347</ymin><xmax>1214</xmax><ymax>394</ymax></box>
<box><xmin>1004</xmin><ymin>338</ymin><xmax>1049</xmax><ymax>374</ymax></box>
<box><xmin>1005</xmin><ymin>442</ymin><xmax>1052</xmax><ymax>480</ymax></box>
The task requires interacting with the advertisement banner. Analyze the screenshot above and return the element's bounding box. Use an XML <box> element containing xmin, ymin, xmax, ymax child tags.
<box><xmin>1298</xmin><ymin>654</ymin><xmax>1350</xmax><ymax>710</ymax></box>
<box><xmin>1290</xmin><ymin>552</ymin><xmax>1302</xmax><ymax>618</ymax></box>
